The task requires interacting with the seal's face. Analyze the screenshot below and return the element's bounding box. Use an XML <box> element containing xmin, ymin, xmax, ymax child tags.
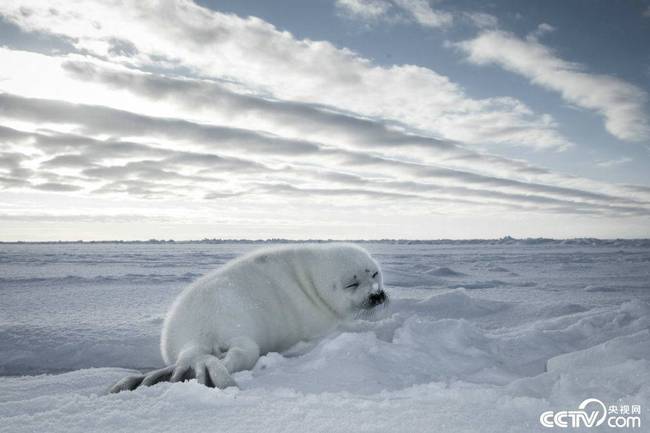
<box><xmin>342</xmin><ymin>265</ymin><xmax>387</xmax><ymax>311</ymax></box>
<box><xmin>320</xmin><ymin>245</ymin><xmax>388</xmax><ymax>315</ymax></box>
<box><xmin>313</xmin><ymin>244</ymin><xmax>388</xmax><ymax>316</ymax></box>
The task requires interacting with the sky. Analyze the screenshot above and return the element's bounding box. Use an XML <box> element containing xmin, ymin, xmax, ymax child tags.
<box><xmin>0</xmin><ymin>0</ymin><xmax>649</xmax><ymax>241</ymax></box>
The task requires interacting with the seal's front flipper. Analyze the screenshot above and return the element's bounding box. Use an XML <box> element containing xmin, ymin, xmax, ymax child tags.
<box><xmin>109</xmin><ymin>374</ymin><xmax>145</xmax><ymax>393</ymax></box>
<box><xmin>223</xmin><ymin>337</ymin><xmax>260</xmax><ymax>374</ymax></box>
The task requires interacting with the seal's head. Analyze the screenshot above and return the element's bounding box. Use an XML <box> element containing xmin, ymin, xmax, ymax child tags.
<box><xmin>312</xmin><ymin>243</ymin><xmax>388</xmax><ymax>316</ymax></box>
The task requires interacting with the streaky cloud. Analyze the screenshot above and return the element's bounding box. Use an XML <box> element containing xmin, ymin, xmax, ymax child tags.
<box><xmin>456</xmin><ymin>30</ymin><xmax>650</xmax><ymax>142</ymax></box>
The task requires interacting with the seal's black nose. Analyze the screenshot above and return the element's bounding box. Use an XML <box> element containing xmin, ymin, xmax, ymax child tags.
<box><xmin>369</xmin><ymin>290</ymin><xmax>386</xmax><ymax>306</ymax></box>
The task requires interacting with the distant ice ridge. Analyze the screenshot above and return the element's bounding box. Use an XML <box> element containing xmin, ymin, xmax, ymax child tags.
<box><xmin>0</xmin><ymin>272</ymin><xmax>202</xmax><ymax>286</ymax></box>
<box><xmin>0</xmin><ymin>243</ymin><xmax>648</xmax><ymax>432</ymax></box>
<box><xmin>2</xmin><ymin>236</ymin><xmax>650</xmax><ymax>246</ymax></box>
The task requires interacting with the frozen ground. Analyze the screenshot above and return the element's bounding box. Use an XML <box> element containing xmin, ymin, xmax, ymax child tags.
<box><xmin>1</xmin><ymin>241</ymin><xmax>649</xmax><ymax>432</ymax></box>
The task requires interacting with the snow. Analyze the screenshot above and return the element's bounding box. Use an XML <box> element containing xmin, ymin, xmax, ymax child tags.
<box><xmin>1</xmin><ymin>241</ymin><xmax>649</xmax><ymax>432</ymax></box>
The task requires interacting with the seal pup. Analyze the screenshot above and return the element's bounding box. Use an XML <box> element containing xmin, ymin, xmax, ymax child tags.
<box><xmin>110</xmin><ymin>243</ymin><xmax>387</xmax><ymax>392</ymax></box>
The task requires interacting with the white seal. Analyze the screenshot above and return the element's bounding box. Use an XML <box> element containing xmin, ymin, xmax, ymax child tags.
<box><xmin>110</xmin><ymin>243</ymin><xmax>387</xmax><ymax>392</ymax></box>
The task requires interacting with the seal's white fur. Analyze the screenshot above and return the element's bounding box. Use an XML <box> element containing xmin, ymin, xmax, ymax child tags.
<box><xmin>110</xmin><ymin>243</ymin><xmax>386</xmax><ymax>392</ymax></box>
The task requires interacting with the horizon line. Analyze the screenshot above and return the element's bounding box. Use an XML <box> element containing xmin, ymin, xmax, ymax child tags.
<box><xmin>2</xmin><ymin>236</ymin><xmax>650</xmax><ymax>244</ymax></box>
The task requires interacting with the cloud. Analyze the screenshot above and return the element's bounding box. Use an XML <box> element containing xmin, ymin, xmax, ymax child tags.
<box><xmin>0</xmin><ymin>97</ymin><xmax>647</xmax><ymax>217</ymax></box>
<box><xmin>32</xmin><ymin>182</ymin><xmax>82</xmax><ymax>192</ymax></box>
<box><xmin>336</xmin><ymin>0</ymin><xmax>452</xmax><ymax>28</ymax></box>
<box><xmin>0</xmin><ymin>2</ymin><xmax>648</xmax><ymax>238</ymax></box>
<box><xmin>456</xmin><ymin>30</ymin><xmax>650</xmax><ymax>142</ymax></box>
<box><xmin>392</xmin><ymin>0</ymin><xmax>452</xmax><ymax>28</ymax></box>
<box><xmin>0</xmin><ymin>4</ymin><xmax>571</xmax><ymax>150</ymax></box>
<box><xmin>41</xmin><ymin>154</ymin><xmax>96</xmax><ymax>168</ymax></box>
<box><xmin>595</xmin><ymin>157</ymin><xmax>632</xmax><ymax>168</ymax></box>
<box><xmin>0</xmin><ymin>94</ymin><xmax>573</xmax><ymax>186</ymax></box>
<box><xmin>59</xmin><ymin>60</ymin><xmax>463</xmax><ymax>157</ymax></box>
<box><xmin>0</xmin><ymin>78</ymin><xmax>556</xmax><ymax>192</ymax></box>
<box><xmin>335</xmin><ymin>0</ymin><xmax>392</xmax><ymax>21</ymax></box>
<box><xmin>92</xmin><ymin>178</ymin><xmax>186</xmax><ymax>199</ymax></box>
<box><xmin>0</xmin><ymin>176</ymin><xmax>30</xmax><ymax>188</ymax></box>
<box><xmin>0</xmin><ymin>93</ymin><xmax>325</xmax><ymax>157</ymax></box>
<box><xmin>527</xmin><ymin>22</ymin><xmax>555</xmax><ymax>41</ymax></box>
<box><xmin>82</xmin><ymin>161</ymin><xmax>218</xmax><ymax>184</ymax></box>
<box><xmin>0</xmin><ymin>152</ymin><xmax>29</xmax><ymax>173</ymax></box>
<box><xmin>59</xmin><ymin>59</ymin><xmax>580</xmax><ymax>190</ymax></box>
<box><xmin>463</xmin><ymin>12</ymin><xmax>498</xmax><ymax>30</ymax></box>
<box><xmin>256</xmin><ymin>182</ymin><xmax>423</xmax><ymax>201</ymax></box>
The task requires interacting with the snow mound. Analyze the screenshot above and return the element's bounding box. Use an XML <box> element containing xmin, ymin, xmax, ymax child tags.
<box><xmin>401</xmin><ymin>288</ymin><xmax>510</xmax><ymax>318</ymax></box>
<box><xmin>451</xmin><ymin>280</ymin><xmax>508</xmax><ymax>290</ymax></box>
<box><xmin>425</xmin><ymin>267</ymin><xmax>466</xmax><ymax>277</ymax></box>
<box><xmin>487</xmin><ymin>266</ymin><xmax>510</xmax><ymax>273</ymax></box>
<box><xmin>546</xmin><ymin>330</ymin><xmax>650</xmax><ymax>372</ymax></box>
<box><xmin>507</xmin><ymin>329</ymin><xmax>650</xmax><ymax>408</ymax></box>
<box><xmin>584</xmin><ymin>285</ymin><xmax>621</xmax><ymax>292</ymax></box>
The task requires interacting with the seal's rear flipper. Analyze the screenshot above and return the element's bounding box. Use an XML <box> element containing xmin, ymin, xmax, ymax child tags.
<box><xmin>109</xmin><ymin>364</ymin><xmax>196</xmax><ymax>394</ymax></box>
<box><xmin>141</xmin><ymin>365</ymin><xmax>175</xmax><ymax>387</ymax></box>
<box><xmin>109</xmin><ymin>374</ymin><xmax>145</xmax><ymax>394</ymax></box>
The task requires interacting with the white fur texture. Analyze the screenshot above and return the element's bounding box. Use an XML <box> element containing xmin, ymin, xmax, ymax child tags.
<box><xmin>110</xmin><ymin>243</ymin><xmax>385</xmax><ymax>392</ymax></box>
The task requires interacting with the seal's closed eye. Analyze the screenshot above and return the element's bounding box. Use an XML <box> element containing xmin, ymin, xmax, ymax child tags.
<box><xmin>345</xmin><ymin>282</ymin><xmax>360</xmax><ymax>289</ymax></box>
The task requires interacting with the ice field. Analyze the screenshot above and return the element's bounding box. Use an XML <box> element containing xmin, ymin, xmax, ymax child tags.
<box><xmin>1</xmin><ymin>240</ymin><xmax>649</xmax><ymax>432</ymax></box>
